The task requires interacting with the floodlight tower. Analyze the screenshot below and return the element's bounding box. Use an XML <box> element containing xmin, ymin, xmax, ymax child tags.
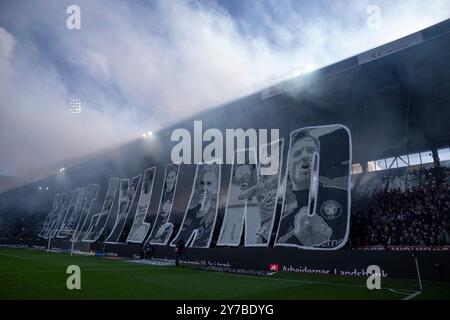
<box><xmin>68</xmin><ymin>97</ymin><xmax>82</xmax><ymax>116</ymax></box>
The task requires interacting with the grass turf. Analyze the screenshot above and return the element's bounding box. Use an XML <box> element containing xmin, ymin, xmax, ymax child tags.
<box><xmin>1</xmin><ymin>248</ymin><xmax>449</xmax><ymax>300</ymax></box>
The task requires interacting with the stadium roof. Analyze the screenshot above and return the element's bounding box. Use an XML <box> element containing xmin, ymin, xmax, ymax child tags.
<box><xmin>130</xmin><ymin>18</ymin><xmax>449</xmax><ymax>166</ymax></box>
<box><xmin>193</xmin><ymin>18</ymin><xmax>450</xmax><ymax>164</ymax></box>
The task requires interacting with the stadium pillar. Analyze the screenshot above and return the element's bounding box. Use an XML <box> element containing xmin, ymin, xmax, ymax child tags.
<box><xmin>431</xmin><ymin>148</ymin><xmax>441</xmax><ymax>168</ymax></box>
<box><xmin>362</xmin><ymin>161</ymin><xmax>369</xmax><ymax>173</ymax></box>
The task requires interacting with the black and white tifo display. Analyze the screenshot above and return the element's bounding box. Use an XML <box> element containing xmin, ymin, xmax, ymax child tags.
<box><xmin>38</xmin><ymin>124</ymin><xmax>351</xmax><ymax>250</ymax></box>
<box><xmin>275</xmin><ymin>125</ymin><xmax>351</xmax><ymax>250</ymax></box>
<box><xmin>105</xmin><ymin>175</ymin><xmax>141</xmax><ymax>243</ymax></box>
<box><xmin>170</xmin><ymin>164</ymin><xmax>221</xmax><ymax>248</ymax></box>
<box><xmin>127</xmin><ymin>167</ymin><xmax>158</xmax><ymax>243</ymax></box>
<box><xmin>217</xmin><ymin>140</ymin><xmax>284</xmax><ymax>247</ymax></box>
<box><xmin>147</xmin><ymin>164</ymin><xmax>179</xmax><ymax>245</ymax></box>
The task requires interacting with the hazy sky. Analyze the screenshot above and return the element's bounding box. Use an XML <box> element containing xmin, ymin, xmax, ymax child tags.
<box><xmin>0</xmin><ymin>0</ymin><xmax>449</xmax><ymax>178</ymax></box>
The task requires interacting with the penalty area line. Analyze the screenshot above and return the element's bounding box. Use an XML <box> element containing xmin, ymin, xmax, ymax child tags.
<box><xmin>402</xmin><ymin>290</ymin><xmax>422</xmax><ymax>300</ymax></box>
<box><xmin>0</xmin><ymin>253</ymin><xmax>31</xmax><ymax>260</ymax></box>
<box><xmin>388</xmin><ymin>288</ymin><xmax>412</xmax><ymax>295</ymax></box>
<box><xmin>190</xmin><ymin>269</ymin><xmax>418</xmax><ymax>297</ymax></box>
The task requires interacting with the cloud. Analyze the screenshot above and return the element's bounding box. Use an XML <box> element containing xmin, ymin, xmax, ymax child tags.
<box><xmin>0</xmin><ymin>27</ymin><xmax>15</xmax><ymax>75</ymax></box>
<box><xmin>80</xmin><ymin>49</ymin><xmax>111</xmax><ymax>80</ymax></box>
<box><xmin>0</xmin><ymin>0</ymin><xmax>448</xmax><ymax>178</ymax></box>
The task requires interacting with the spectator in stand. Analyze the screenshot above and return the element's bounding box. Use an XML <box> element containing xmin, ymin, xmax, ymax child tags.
<box><xmin>350</xmin><ymin>167</ymin><xmax>450</xmax><ymax>247</ymax></box>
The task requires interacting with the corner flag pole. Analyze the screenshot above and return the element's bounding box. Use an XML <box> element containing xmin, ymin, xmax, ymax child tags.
<box><xmin>413</xmin><ymin>249</ymin><xmax>423</xmax><ymax>292</ymax></box>
<box><xmin>70</xmin><ymin>230</ymin><xmax>76</xmax><ymax>256</ymax></box>
<box><xmin>102</xmin><ymin>228</ymin><xmax>107</xmax><ymax>254</ymax></box>
<box><xmin>46</xmin><ymin>223</ymin><xmax>56</xmax><ymax>252</ymax></box>
<box><xmin>46</xmin><ymin>232</ymin><xmax>52</xmax><ymax>252</ymax></box>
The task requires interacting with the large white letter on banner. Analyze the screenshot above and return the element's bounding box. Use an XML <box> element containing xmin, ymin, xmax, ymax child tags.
<box><xmin>170</xmin><ymin>164</ymin><xmax>221</xmax><ymax>248</ymax></box>
<box><xmin>83</xmin><ymin>178</ymin><xmax>119</xmax><ymax>242</ymax></box>
<box><xmin>218</xmin><ymin>139</ymin><xmax>283</xmax><ymax>247</ymax></box>
<box><xmin>126</xmin><ymin>167</ymin><xmax>157</xmax><ymax>243</ymax></box>
<box><xmin>275</xmin><ymin>124</ymin><xmax>351</xmax><ymax>250</ymax></box>
<box><xmin>147</xmin><ymin>164</ymin><xmax>180</xmax><ymax>245</ymax></box>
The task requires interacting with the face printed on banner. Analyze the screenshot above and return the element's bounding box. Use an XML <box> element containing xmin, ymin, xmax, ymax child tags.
<box><xmin>166</xmin><ymin>169</ymin><xmax>177</xmax><ymax>193</ymax></box>
<box><xmin>197</xmin><ymin>170</ymin><xmax>218</xmax><ymax>216</ymax></box>
<box><xmin>256</xmin><ymin>174</ymin><xmax>278</xmax><ymax>217</ymax></box>
<box><xmin>143</xmin><ymin>171</ymin><xmax>154</xmax><ymax>194</ymax></box>
<box><xmin>119</xmin><ymin>201</ymin><xmax>127</xmax><ymax>215</ymax></box>
<box><xmin>160</xmin><ymin>199</ymin><xmax>172</xmax><ymax>218</ymax></box>
<box><xmin>156</xmin><ymin>223</ymin><xmax>173</xmax><ymax>240</ymax></box>
<box><xmin>234</xmin><ymin>164</ymin><xmax>254</xmax><ymax>192</ymax></box>
<box><xmin>289</xmin><ymin>134</ymin><xmax>320</xmax><ymax>191</ymax></box>
<box><xmin>104</xmin><ymin>195</ymin><xmax>114</xmax><ymax>211</ymax></box>
<box><xmin>127</xmin><ymin>183</ymin><xmax>138</xmax><ymax>207</ymax></box>
<box><xmin>161</xmin><ymin>166</ymin><xmax>177</xmax><ymax>218</ymax></box>
<box><xmin>129</xmin><ymin>183</ymin><xmax>137</xmax><ymax>196</ymax></box>
<box><xmin>147</xmin><ymin>165</ymin><xmax>179</xmax><ymax>245</ymax></box>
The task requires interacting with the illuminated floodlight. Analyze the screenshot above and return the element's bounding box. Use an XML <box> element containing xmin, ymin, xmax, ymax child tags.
<box><xmin>59</xmin><ymin>167</ymin><xmax>65</xmax><ymax>172</ymax></box>
<box><xmin>38</xmin><ymin>186</ymin><xmax>42</xmax><ymax>190</ymax></box>
<box><xmin>46</xmin><ymin>187</ymin><xmax>49</xmax><ymax>190</ymax></box>
<box><xmin>142</xmin><ymin>131</ymin><xmax>153</xmax><ymax>138</ymax></box>
<box><xmin>292</xmin><ymin>64</ymin><xmax>316</xmax><ymax>77</ymax></box>
<box><xmin>292</xmin><ymin>69</ymin><xmax>302</xmax><ymax>77</ymax></box>
<box><xmin>68</xmin><ymin>97</ymin><xmax>82</xmax><ymax>116</ymax></box>
<box><xmin>304</xmin><ymin>64</ymin><xmax>316</xmax><ymax>73</ymax></box>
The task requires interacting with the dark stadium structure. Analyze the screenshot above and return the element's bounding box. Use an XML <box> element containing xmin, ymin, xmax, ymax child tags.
<box><xmin>1</xmin><ymin>19</ymin><xmax>450</xmax><ymax>281</ymax></box>
<box><xmin>0</xmin><ymin>175</ymin><xmax>24</xmax><ymax>194</ymax></box>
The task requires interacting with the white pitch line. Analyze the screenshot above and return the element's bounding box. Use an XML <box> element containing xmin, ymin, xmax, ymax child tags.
<box><xmin>388</xmin><ymin>289</ymin><xmax>412</xmax><ymax>295</ymax></box>
<box><xmin>0</xmin><ymin>253</ymin><xmax>31</xmax><ymax>260</ymax></box>
<box><xmin>190</xmin><ymin>269</ymin><xmax>418</xmax><ymax>297</ymax></box>
<box><xmin>403</xmin><ymin>291</ymin><xmax>422</xmax><ymax>300</ymax></box>
<box><xmin>0</xmin><ymin>266</ymin><xmax>170</xmax><ymax>276</ymax></box>
<box><xmin>132</xmin><ymin>261</ymin><xmax>416</xmax><ymax>295</ymax></box>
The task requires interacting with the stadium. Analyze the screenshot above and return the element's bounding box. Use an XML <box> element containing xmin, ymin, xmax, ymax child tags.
<box><xmin>1</xmin><ymin>2</ymin><xmax>450</xmax><ymax>304</ymax></box>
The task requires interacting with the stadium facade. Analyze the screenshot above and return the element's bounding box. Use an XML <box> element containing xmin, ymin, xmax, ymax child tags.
<box><xmin>1</xmin><ymin>19</ymin><xmax>450</xmax><ymax>281</ymax></box>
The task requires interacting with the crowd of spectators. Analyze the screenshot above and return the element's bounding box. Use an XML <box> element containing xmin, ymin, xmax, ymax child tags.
<box><xmin>2</xmin><ymin>165</ymin><xmax>450</xmax><ymax>248</ymax></box>
<box><xmin>350</xmin><ymin>166</ymin><xmax>450</xmax><ymax>247</ymax></box>
<box><xmin>0</xmin><ymin>212</ymin><xmax>43</xmax><ymax>240</ymax></box>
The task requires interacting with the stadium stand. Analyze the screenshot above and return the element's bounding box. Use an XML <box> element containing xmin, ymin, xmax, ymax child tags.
<box><xmin>351</xmin><ymin>166</ymin><xmax>450</xmax><ymax>247</ymax></box>
<box><xmin>3</xmin><ymin>166</ymin><xmax>449</xmax><ymax>247</ymax></box>
<box><xmin>1</xmin><ymin>19</ymin><xmax>450</xmax><ymax>281</ymax></box>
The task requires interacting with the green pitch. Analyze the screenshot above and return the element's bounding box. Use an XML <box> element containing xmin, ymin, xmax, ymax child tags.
<box><xmin>1</xmin><ymin>248</ymin><xmax>449</xmax><ymax>300</ymax></box>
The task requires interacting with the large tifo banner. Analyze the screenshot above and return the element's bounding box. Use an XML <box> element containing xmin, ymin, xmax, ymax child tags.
<box><xmin>217</xmin><ymin>140</ymin><xmax>284</xmax><ymax>247</ymax></box>
<box><xmin>57</xmin><ymin>187</ymin><xmax>85</xmax><ymax>238</ymax></box>
<box><xmin>127</xmin><ymin>167</ymin><xmax>158</xmax><ymax>243</ymax></box>
<box><xmin>38</xmin><ymin>124</ymin><xmax>351</xmax><ymax>250</ymax></box>
<box><xmin>39</xmin><ymin>194</ymin><xmax>60</xmax><ymax>238</ymax></box>
<box><xmin>146</xmin><ymin>164</ymin><xmax>179</xmax><ymax>245</ymax></box>
<box><xmin>275</xmin><ymin>125</ymin><xmax>351</xmax><ymax>250</ymax></box>
<box><xmin>45</xmin><ymin>193</ymin><xmax>69</xmax><ymax>239</ymax></box>
<box><xmin>105</xmin><ymin>175</ymin><xmax>141</xmax><ymax>244</ymax></box>
<box><xmin>74</xmin><ymin>184</ymin><xmax>100</xmax><ymax>241</ymax></box>
<box><xmin>170</xmin><ymin>164</ymin><xmax>221</xmax><ymax>248</ymax></box>
<box><xmin>83</xmin><ymin>178</ymin><xmax>120</xmax><ymax>242</ymax></box>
